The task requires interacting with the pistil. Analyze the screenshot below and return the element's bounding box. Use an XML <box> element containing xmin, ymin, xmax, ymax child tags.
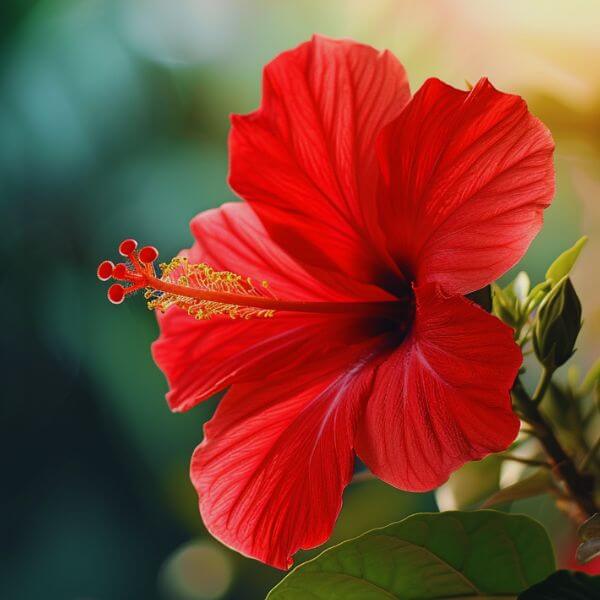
<box><xmin>97</xmin><ymin>239</ymin><xmax>411</xmax><ymax>321</ymax></box>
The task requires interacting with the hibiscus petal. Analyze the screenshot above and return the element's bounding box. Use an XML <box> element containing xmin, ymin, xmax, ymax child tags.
<box><xmin>355</xmin><ymin>283</ymin><xmax>522</xmax><ymax>492</ymax></box>
<box><xmin>153</xmin><ymin>309</ymin><xmax>353</xmax><ymax>412</ymax></box>
<box><xmin>229</xmin><ymin>35</ymin><xmax>410</xmax><ymax>286</ymax></box>
<box><xmin>187</xmin><ymin>202</ymin><xmax>393</xmax><ymax>303</ymax></box>
<box><xmin>191</xmin><ymin>343</ymin><xmax>379</xmax><ymax>569</ymax></box>
<box><xmin>378</xmin><ymin>77</ymin><xmax>555</xmax><ymax>294</ymax></box>
<box><xmin>152</xmin><ymin>203</ymin><xmax>386</xmax><ymax>412</ymax></box>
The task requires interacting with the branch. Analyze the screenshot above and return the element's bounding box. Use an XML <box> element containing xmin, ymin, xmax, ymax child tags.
<box><xmin>512</xmin><ymin>377</ymin><xmax>598</xmax><ymax>519</ymax></box>
<box><xmin>499</xmin><ymin>453</ymin><xmax>551</xmax><ymax>468</ymax></box>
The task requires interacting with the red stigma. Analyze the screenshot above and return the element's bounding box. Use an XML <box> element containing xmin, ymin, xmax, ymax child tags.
<box><xmin>97</xmin><ymin>260</ymin><xmax>115</xmax><ymax>281</ymax></box>
<box><xmin>98</xmin><ymin>238</ymin><xmax>160</xmax><ymax>305</ymax></box>
<box><xmin>112</xmin><ymin>263</ymin><xmax>129</xmax><ymax>279</ymax></box>
<box><xmin>119</xmin><ymin>239</ymin><xmax>138</xmax><ymax>257</ymax></box>
<box><xmin>108</xmin><ymin>284</ymin><xmax>126</xmax><ymax>304</ymax></box>
<box><xmin>139</xmin><ymin>246</ymin><xmax>159</xmax><ymax>264</ymax></box>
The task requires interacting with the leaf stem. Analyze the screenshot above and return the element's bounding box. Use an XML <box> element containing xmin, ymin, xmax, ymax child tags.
<box><xmin>531</xmin><ymin>367</ymin><xmax>553</xmax><ymax>405</ymax></box>
<box><xmin>520</xmin><ymin>426</ymin><xmax>541</xmax><ymax>437</ymax></box>
<box><xmin>499</xmin><ymin>454</ymin><xmax>551</xmax><ymax>468</ymax></box>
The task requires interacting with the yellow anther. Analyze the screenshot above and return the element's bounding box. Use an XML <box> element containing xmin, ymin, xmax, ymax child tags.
<box><xmin>145</xmin><ymin>256</ymin><xmax>275</xmax><ymax>320</ymax></box>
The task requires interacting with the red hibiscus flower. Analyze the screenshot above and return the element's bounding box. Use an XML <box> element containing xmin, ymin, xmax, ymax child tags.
<box><xmin>98</xmin><ymin>35</ymin><xmax>554</xmax><ymax>569</ymax></box>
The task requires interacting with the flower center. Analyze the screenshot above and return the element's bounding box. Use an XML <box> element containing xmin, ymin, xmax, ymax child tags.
<box><xmin>97</xmin><ymin>239</ymin><xmax>412</xmax><ymax>321</ymax></box>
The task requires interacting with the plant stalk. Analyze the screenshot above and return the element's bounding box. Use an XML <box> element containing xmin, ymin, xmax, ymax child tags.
<box><xmin>512</xmin><ymin>377</ymin><xmax>597</xmax><ymax>519</ymax></box>
<box><xmin>499</xmin><ymin>454</ymin><xmax>551</xmax><ymax>468</ymax></box>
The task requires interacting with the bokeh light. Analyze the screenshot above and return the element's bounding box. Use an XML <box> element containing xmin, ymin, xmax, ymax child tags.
<box><xmin>159</xmin><ymin>540</ymin><xmax>234</xmax><ymax>600</ymax></box>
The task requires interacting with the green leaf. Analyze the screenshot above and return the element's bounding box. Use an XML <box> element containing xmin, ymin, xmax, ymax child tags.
<box><xmin>481</xmin><ymin>469</ymin><xmax>554</xmax><ymax>508</ymax></box>
<box><xmin>267</xmin><ymin>511</ymin><xmax>555</xmax><ymax>599</ymax></box>
<box><xmin>518</xmin><ymin>570</ymin><xmax>600</xmax><ymax>599</ymax></box>
<box><xmin>579</xmin><ymin>358</ymin><xmax>600</xmax><ymax>396</ymax></box>
<box><xmin>545</xmin><ymin>236</ymin><xmax>588</xmax><ymax>284</ymax></box>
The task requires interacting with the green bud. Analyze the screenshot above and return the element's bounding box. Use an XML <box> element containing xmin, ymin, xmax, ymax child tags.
<box><xmin>533</xmin><ymin>276</ymin><xmax>582</xmax><ymax>370</ymax></box>
<box><xmin>492</xmin><ymin>283</ymin><xmax>520</xmax><ymax>329</ymax></box>
<box><xmin>579</xmin><ymin>357</ymin><xmax>600</xmax><ymax>396</ymax></box>
<box><xmin>524</xmin><ymin>281</ymin><xmax>551</xmax><ymax>314</ymax></box>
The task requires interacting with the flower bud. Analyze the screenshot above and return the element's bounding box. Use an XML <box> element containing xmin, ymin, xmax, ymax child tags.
<box><xmin>492</xmin><ymin>284</ymin><xmax>520</xmax><ymax>329</ymax></box>
<box><xmin>533</xmin><ymin>276</ymin><xmax>582</xmax><ymax>370</ymax></box>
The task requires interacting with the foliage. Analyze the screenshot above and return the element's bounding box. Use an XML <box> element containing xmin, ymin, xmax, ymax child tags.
<box><xmin>268</xmin><ymin>511</ymin><xmax>555</xmax><ymax>599</ymax></box>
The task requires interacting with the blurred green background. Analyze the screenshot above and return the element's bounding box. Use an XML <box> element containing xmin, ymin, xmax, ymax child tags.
<box><xmin>2</xmin><ymin>0</ymin><xmax>599</xmax><ymax>598</ymax></box>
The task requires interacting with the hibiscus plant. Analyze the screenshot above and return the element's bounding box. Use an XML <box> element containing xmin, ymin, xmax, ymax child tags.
<box><xmin>97</xmin><ymin>36</ymin><xmax>600</xmax><ymax>598</ymax></box>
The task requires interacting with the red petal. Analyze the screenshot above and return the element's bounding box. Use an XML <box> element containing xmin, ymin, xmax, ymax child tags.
<box><xmin>355</xmin><ymin>283</ymin><xmax>521</xmax><ymax>491</ymax></box>
<box><xmin>188</xmin><ymin>203</ymin><xmax>391</xmax><ymax>303</ymax></box>
<box><xmin>191</xmin><ymin>343</ymin><xmax>378</xmax><ymax>569</ymax></box>
<box><xmin>152</xmin><ymin>203</ymin><xmax>387</xmax><ymax>412</ymax></box>
<box><xmin>378</xmin><ymin>77</ymin><xmax>555</xmax><ymax>294</ymax></box>
<box><xmin>229</xmin><ymin>35</ymin><xmax>410</xmax><ymax>286</ymax></box>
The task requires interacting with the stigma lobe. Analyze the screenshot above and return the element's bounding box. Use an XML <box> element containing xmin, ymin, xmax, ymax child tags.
<box><xmin>97</xmin><ymin>239</ymin><xmax>160</xmax><ymax>304</ymax></box>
